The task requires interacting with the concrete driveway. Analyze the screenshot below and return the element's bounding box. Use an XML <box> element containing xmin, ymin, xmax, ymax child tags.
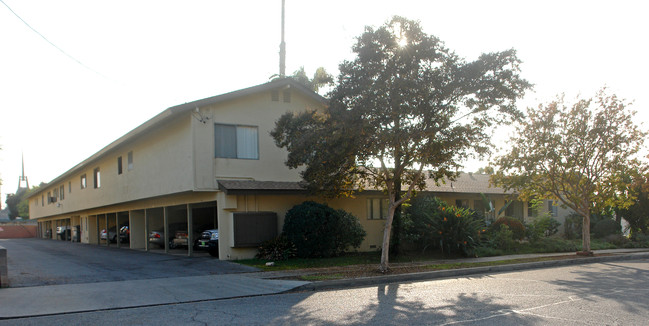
<box><xmin>1</xmin><ymin>238</ymin><xmax>258</xmax><ymax>288</ymax></box>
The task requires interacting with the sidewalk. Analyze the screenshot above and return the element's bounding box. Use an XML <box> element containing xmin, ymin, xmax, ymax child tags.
<box><xmin>0</xmin><ymin>274</ymin><xmax>308</xmax><ymax>319</ymax></box>
<box><xmin>1</xmin><ymin>248</ymin><xmax>647</xmax><ymax>319</ymax></box>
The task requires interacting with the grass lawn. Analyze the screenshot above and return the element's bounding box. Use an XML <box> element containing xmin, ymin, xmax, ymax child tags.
<box><xmin>236</xmin><ymin>237</ymin><xmax>648</xmax><ymax>281</ymax></box>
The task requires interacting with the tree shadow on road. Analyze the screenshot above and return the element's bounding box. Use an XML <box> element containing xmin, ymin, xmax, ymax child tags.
<box><xmin>546</xmin><ymin>260</ymin><xmax>649</xmax><ymax>315</ymax></box>
<box><xmin>268</xmin><ymin>282</ymin><xmax>538</xmax><ymax>325</ymax></box>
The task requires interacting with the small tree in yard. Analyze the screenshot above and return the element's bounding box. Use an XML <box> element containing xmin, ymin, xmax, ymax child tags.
<box><xmin>493</xmin><ymin>89</ymin><xmax>647</xmax><ymax>254</ymax></box>
<box><xmin>272</xmin><ymin>16</ymin><xmax>530</xmax><ymax>272</ymax></box>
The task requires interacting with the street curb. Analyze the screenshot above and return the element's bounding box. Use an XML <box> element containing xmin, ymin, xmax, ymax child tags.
<box><xmin>289</xmin><ymin>252</ymin><xmax>649</xmax><ymax>292</ymax></box>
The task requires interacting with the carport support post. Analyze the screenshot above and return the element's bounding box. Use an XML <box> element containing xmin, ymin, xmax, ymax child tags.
<box><xmin>187</xmin><ymin>204</ymin><xmax>193</xmax><ymax>257</ymax></box>
<box><xmin>163</xmin><ymin>207</ymin><xmax>169</xmax><ymax>253</ymax></box>
<box><xmin>115</xmin><ymin>213</ymin><xmax>120</xmax><ymax>249</ymax></box>
<box><xmin>144</xmin><ymin>209</ymin><xmax>149</xmax><ymax>252</ymax></box>
<box><xmin>96</xmin><ymin>216</ymin><xmax>100</xmax><ymax>245</ymax></box>
<box><xmin>105</xmin><ymin>214</ymin><xmax>109</xmax><ymax>247</ymax></box>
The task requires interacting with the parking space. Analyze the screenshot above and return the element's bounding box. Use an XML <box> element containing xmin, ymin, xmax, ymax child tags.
<box><xmin>1</xmin><ymin>238</ymin><xmax>256</xmax><ymax>288</ymax></box>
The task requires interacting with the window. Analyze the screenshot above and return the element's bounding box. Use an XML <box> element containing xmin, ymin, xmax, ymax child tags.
<box><xmin>528</xmin><ymin>202</ymin><xmax>538</xmax><ymax>218</ymax></box>
<box><xmin>53</xmin><ymin>188</ymin><xmax>59</xmax><ymax>202</ymax></box>
<box><xmin>455</xmin><ymin>199</ymin><xmax>469</xmax><ymax>208</ymax></box>
<box><xmin>80</xmin><ymin>174</ymin><xmax>87</xmax><ymax>189</ymax></box>
<box><xmin>117</xmin><ymin>156</ymin><xmax>123</xmax><ymax>175</ymax></box>
<box><xmin>42</xmin><ymin>194</ymin><xmax>44</xmax><ymax>206</ymax></box>
<box><xmin>127</xmin><ymin>151</ymin><xmax>133</xmax><ymax>170</ymax></box>
<box><xmin>283</xmin><ymin>90</ymin><xmax>291</xmax><ymax>103</ymax></box>
<box><xmin>59</xmin><ymin>185</ymin><xmax>65</xmax><ymax>200</ymax></box>
<box><xmin>214</xmin><ymin>124</ymin><xmax>259</xmax><ymax>159</ymax></box>
<box><xmin>93</xmin><ymin>168</ymin><xmax>101</xmax><ymax>188</ymax></box>
<box><xmin>69</xmin><ymin>181</ymin><xmax>71</xmax><ymax>193</ymax></box>
<box><xmin>547</xmin><ymin>200</ymin><xmax>558</xmax><ymax>217</ymax></box>
<box><xmin>271</xmin><ymin>90</ymin><xmax>279</xmax><ymax>101</ymax></box>
<box><xmin>367</xmin><ymin>198</ymin><xmax>389</xmax><ymax>220</ymax></box>
<box><xmin>505</xmin><ymin>200</ymin><xmax>524</xmax><ymax>220</ymax></box>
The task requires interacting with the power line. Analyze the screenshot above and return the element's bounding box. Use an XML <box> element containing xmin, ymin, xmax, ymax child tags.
<box><xmin>0</xmin><ymin>0</ymin><xmax>110</xmax><ymax>79</ymax></box>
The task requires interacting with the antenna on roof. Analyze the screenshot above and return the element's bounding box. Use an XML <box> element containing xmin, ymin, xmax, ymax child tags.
<box><xmin>279</xmin><ymin>0</ymin><xmax>286</xmax><ymax>77</ymax></box>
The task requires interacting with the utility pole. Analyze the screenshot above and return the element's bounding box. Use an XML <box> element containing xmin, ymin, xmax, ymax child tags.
<box><xmin>279</xmin><ymin>0</ymin><xmax>286</xmax><ymax>77</ymax></box>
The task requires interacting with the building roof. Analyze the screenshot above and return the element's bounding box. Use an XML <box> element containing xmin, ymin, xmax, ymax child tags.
<box><xmin>424</xmin><ymin>172</ymin><xmax>509</xmax><ymax>195</ymax></box>
<box><xmin>29</xmin><ymin>79</ymin><xmax>327</xmax><ymax>199</ymax></box>
<box><xmin>217</xmin><ymin>172</ymin><xmax>512</xmax><ymax>196</ymax></box>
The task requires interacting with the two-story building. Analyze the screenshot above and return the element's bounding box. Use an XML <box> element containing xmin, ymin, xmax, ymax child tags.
<box><xmin>28</xmin><ymin>78</ymin><xmax>567</xmax><ymax>260</ymax></box>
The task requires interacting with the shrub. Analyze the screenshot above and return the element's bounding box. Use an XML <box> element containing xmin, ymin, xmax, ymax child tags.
<box><xmin>403</xmin><ymin>196</ymin><xmax>485</xmax><ymax>257</ymax></box>
<box><xmin>432</xmin><ymin>206</ymin><xmax>485</xmax><ymax>257</ymax></box>
<box><xmin>593</xmin><ymin>218</ymin><xmax>621</xmax><ymax>238</ymax></box>
<box><xmin>282</xmin><ymin>201</ymin><xmax>366</xmax><ymax>258</ymax></box>
<box><xmin>256</xmin><ymin>236</ymin><xmax>296</xmax><ymax>261</ymax></box>
<box><xmin>527</xmin><ymin>215</ymin><xmax>561</xmax><ymax>241</ymax></box>
<box><xmin>491</xmin><ymin>216</ymin><xmax>526</xmax><ymax>240</ymax></box>
<box><xmin>563</xmin><ymin>213</ymin><xmax>582</xmax><ymax>239</ymax></box>
<box><xmin>485</xmin><ymin>224</ymin><xmax>517</xmax><ymax>251</ymax></box>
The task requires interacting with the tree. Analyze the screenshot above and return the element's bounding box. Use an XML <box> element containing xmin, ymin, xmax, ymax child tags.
<box><xmin>272</xmin><ymin>16</ymin><xmax>530</xmax><ymax>272</ymax></box>
<box><xmin>615</xmin><ymin>169</ymin><xmax>649</xmax><ymax>238</ymax></box>
<box><xmin>271</xmin><ymin>66</ymin><xmax>334</xmax><ymax>93</ymax></box>
<box><xmin>5</xmin><ymin>188</ymin><xmax>26</xmax><ymax>220</ymax></box>
<box><xmin>493</xmin><ymin>89</ymin><xmax>647</xmax><ymax>254</ymax></box>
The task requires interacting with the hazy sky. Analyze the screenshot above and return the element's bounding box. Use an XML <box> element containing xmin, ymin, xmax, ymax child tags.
<box><xmin>1</xmin><ymin>0</ymin><xmax>647</xmax><ymax>203</ymax></box>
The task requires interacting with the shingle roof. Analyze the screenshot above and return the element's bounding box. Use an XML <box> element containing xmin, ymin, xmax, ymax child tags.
<box><xmin>217</xmin><ymin>180</ymin><xmax>306</xmax><ymax>195</ymax></box>
<box><xmin>424</xmin><ymin>173</ymin><xmax>510</xmax><ymax>195</ymax></box>
<box><xmin>217</xmin><ymin>173</ymin><xmax>512</xmax><ymax>196</ymax></box>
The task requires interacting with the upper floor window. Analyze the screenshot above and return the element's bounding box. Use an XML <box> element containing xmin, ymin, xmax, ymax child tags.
<box><xmin>41</xmin><ymin>194</ymin><xmax>44</xmax><ymax>206</ymax></box>
<box><xmin>81</xmin><ymin>174</ymin><xmax>87</xmax><ymax>189</ymax></box>
<box><xmin>117</xmin><ymin>156</ymin><xmax>123</xmax><ymax>175</ymax></box>
<box><xmin>93</xmin><ymin>168</ymin><xmax>101</xmax><ymax>188</ymax></box>
<box><xmin>214</xmin><ymin>124</ymin><xmax>259</xmax><ymax>159</ymax></box>
<box><xmin>59</xmin><ymin>185</ymin><xmax>64</xmax><ymax>200</ymax></box>
<box><xmin>127</xmin><ymin>151</ymin><xmax>134</xmax><ymax>171</ymax></box>
<box><xmin>69</xmin><ymin>181</ymin><xmax>72</xmax><ymax>193</ymax></box>
<box><xmin>367</xmin><ymin>198</ymin><xmax>389</xmax><ymax>220</ymax></box>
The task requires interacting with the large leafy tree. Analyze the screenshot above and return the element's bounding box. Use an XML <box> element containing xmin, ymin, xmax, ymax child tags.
<box><xmin>615</xmin><ymin>169</ymin><xmax>649</xmax><ymax>237</ymax></box>
<box><xmin>272</xmin><ymin>16</ymin><xmax>530</xmax><ymax>272</ymax></box>
<box><xmin>493</xmin><ymin>90</ymin><xmax>647</xmax><ymax>254</ymax></box>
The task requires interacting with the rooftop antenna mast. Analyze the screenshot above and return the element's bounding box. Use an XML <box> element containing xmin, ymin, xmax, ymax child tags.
<box><xmin>279</xmin><ymin>0</ymin><xmax>286</xmax><ymax>77</ymax></box>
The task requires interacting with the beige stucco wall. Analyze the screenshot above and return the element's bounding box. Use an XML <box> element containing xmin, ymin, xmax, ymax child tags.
<box><xmin>193</xmin><ymin>89</ymin><xmax>326</xmax><ymax>186</ymax></box>
<box><xmin>30</xmin><ymin>117</ymin><xmax>194</xmax><ymax>220</ymax></box>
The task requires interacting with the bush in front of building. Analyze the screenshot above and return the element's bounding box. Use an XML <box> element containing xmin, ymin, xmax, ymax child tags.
<box><xmin>526</xmin><ymin>215</ymin><xmax>561</xmax><ymax>242</ymax></box>
<box><xmin>403</xmin><ymin>195</ymin><xmax>485</xmax><ymax>257</ymax></box>
<box><xmin>490</xmin><ymin>216</ymin><xmax>526</xmax><ymax>240</ymax></box>
<box><xmin>256</xmin><ymin>236</ymin><xmax>297</xmax><ymax>261</ymax></box>
<box><xmin>593</xmin><ymin>218</ymin><xmax>621</xmax><ymax>239</ymax></box>
<box><xmin>282</xmin><ymin>201</ymin><xmax>366</xmax><ymax>258</ymax></box>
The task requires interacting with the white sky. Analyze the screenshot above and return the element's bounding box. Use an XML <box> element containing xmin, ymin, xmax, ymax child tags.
<box><xmin>1</xmin><ymin>0</ymin><xmax>648</xmax><ymax>203</ymax></box>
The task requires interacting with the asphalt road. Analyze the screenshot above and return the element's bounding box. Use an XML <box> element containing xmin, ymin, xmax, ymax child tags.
<box><xmin>3</xmin><ymin>258</ymin><xmax>647</xmax><ymax>325</ymax></box>
<box><xmin>1</xmin><ymin>238</ymin><xmax>256</xmax><ymax>287</ymax></box>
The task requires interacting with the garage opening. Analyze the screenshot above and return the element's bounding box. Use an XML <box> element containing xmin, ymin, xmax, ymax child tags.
<box><xmin>144</xmin><ymin>202</ymin><xmax>217</xmax><ymax>257</ymax></box>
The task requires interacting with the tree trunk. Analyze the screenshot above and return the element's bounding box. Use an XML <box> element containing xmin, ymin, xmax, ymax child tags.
<box><xmin>391</xmin><ymin>178</ymin><xmax>402</xmax><ymax>256</ymax></box>
<box><xmin>581</xmin><ymin>211</ymin><xmax>592</xmax><ymax>254</ymax></box>
<box><xmin>379</xmin><ymin>204</ymin><xmax>398</xmax><ymax>273</ymax></box>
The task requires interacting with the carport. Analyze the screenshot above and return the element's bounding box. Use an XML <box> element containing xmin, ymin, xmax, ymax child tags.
<box><xmin>144</xmin><ymin>201</ymin><xmax>217</xmax><ymax>257</ymax></box>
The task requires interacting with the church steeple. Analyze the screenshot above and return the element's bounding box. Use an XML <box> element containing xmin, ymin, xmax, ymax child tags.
<box><xmin>17</xmin><ymin>153</ymin><xmax>29</xmax><ymax>191</ymax></box>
